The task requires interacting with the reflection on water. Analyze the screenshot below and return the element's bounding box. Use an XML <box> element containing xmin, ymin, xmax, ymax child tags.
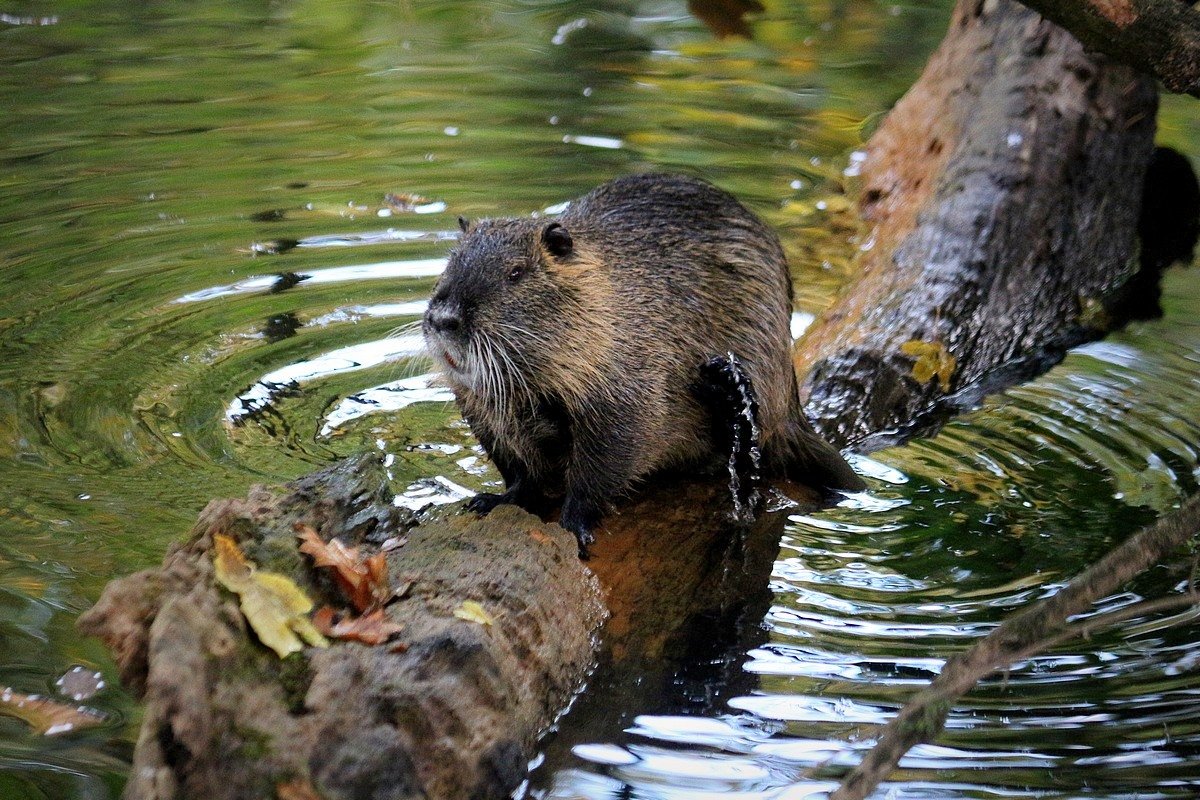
<box><xmin>2</xmin><ymin>1</ymin><xmax>1200</xmax><ymax>798</ymax></box>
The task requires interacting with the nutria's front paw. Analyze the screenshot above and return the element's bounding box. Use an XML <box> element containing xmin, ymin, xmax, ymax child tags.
<box><xmin>466</xmin><ymin>492</ymin><xmax>509</xmax><ymax>515</ymax></box>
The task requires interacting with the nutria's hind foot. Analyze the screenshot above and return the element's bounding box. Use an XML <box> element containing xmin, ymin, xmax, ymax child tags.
<box><xmin>559</xmin><ymin>501</ymin><xmax>599</xmax><ymax>560</ymax></box>
<box><xmin>694</xmin><ymin>352</ymin><xmax>765</xmax><ymax>518</ymax></box>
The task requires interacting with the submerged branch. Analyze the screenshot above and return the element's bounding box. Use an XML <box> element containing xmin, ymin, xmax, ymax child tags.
<box><xmin>831</xmin><ymin>494</ymin><xmax>1200</xmax><ymax>800</ymax></box>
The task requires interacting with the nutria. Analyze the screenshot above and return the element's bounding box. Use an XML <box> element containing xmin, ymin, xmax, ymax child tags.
<box><xmin>422</xmin><ymin>173</ymin><xmax>863</xmax><ymax>555</ymax></box>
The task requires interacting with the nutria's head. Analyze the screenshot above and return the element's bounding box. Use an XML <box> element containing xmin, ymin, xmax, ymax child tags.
<box><xmin>423</xmin><ymin>216</ymin><xmax>588</xmax><ymax>395</ymax></box>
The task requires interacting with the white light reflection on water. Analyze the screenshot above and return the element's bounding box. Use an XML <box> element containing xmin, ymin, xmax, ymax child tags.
<box><xmin>174</xmin><ymin>257</ymin><xmax>446</xmax><ymax>303</ymax></box>
<box><xmin>320</xmin><ymin>373</ymin><xmax>452</xmax><ymax>437</ymax></box>
<box><xmin>227</xmin><ymin>335</ymin><xmax>424</xmax><ymax>423</ymax></box>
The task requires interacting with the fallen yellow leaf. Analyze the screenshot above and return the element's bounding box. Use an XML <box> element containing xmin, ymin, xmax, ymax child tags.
<box><xmin>213</xmin><ymin>534</ymin><xmax>329</xmax><ymax>658</ymax></box>
<box><xmin>453</xmin><ymin>600</ymin><xmax>495</xmax><ymax>626</ymax></box>
<box><xmin>899</xmin><ymin>339</ymin><xmax>956</xmax><ymax>392</ymax></box>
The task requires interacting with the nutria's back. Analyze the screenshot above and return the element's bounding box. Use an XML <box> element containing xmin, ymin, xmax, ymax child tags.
<box><xmin>553</xmin><ymin>173</ymin><xmax>797</xmax><ymax>469</ymax></box>
<box><xmin>423</xmin><ymin>173</ymin><xmax>861</xmax><ymax>554</ymax></box>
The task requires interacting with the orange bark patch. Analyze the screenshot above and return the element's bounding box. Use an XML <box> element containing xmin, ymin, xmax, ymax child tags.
<box><xmin>1089</xmin><ymin>0</ymin><xmax>1137</xmax><ymax>27</ymax></box>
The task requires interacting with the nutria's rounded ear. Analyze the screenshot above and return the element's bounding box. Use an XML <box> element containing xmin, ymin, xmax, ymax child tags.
<box><xmin>457</xmin><ymin>216</ymin><xmax>470</xmax><ymax>234</ymax></box>
<box><xmin>542</xmin><ymin>222</ymin><xmax>573</xmax><ymax>258</ymax></box>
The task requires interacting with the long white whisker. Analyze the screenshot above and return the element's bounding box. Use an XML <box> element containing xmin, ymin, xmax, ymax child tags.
<box><xmin>489</xmin><ymin>329</ymin><xmax>535</xmax><ymax>408</ymax></box>
<box><xmin>479</xmin><ymin>333</ymin><xmax>507</xmax><ymax>422</ymax></box>
<box><xmin>386</xmin><ymin>319</ymin><xmax>425</xmax><ymax>339</ymax></box>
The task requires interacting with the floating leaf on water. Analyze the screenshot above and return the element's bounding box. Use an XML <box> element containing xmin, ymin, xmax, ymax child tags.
<box><xmin>312</xmin><ymin>606</ymin><xmax>404</xmax><ymax>646</ymax></box>
<box><xmin>296</xmin><ymin>524</ymin><xmax>391</xmax><ymax>612</ymax></box>
<box><xmin>899</xmin><ymin>339</ymin><xmax>956</xmax><ymax>392</ymax></box>
<box><xmin>453</xmin><ymin>600</ymin><xmax>496</xmax><ymax>626</ymax></box>
<box><xmin>212</xmin><ymin>534</ymin><xmax>329</xmax><ymax>658</ymax></box>
<box><xmin>384</xmin><ymin>192</ymin><xmax>429</xmax><ymax>213</ymax></box>
<box><xmin>0</xmin><ymin>687</ymin><xmax>105</xmax><ymax>736</ymax></box>
<box><xmin>687</xmin><ymin>0</ymin><xmax>765</xmax><ymax>40</ymax></box>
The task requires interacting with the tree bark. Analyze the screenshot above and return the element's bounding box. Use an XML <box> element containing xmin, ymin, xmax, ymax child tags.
<box><xmin>79</xmin><ymin>457</ymin><xmax>810</xmax><ymax>800</ymax></box>
<box><xmin>796</xmin><ymin>0</ymin><xmax>1158</xmax><ymax>450</ymax></box>
<box><xmin>79</xmin><ymin>456</ymin><xmax>607</xmax><ymax>800</ymax></box>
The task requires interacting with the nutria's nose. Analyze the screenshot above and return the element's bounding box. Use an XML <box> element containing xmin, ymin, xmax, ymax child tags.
<box><xmin>425</xmin><ymin>303</ymin><xmax>464</xmax><ymax>336</ymax></box>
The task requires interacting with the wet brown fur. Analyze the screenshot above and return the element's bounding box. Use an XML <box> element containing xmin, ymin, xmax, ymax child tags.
<box><xmin>422</xmin><ymin>173</ymin><xmax>863</xmax><ymax>553</ymax></box>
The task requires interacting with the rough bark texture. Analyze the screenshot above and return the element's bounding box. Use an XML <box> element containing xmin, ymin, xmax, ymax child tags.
<box><xmin>1016</xmin><ymin>0</ymin><xmax>1200</xmax><ymax>97</ymax></box>
<box><xmin>78</xmin><ymin>456</ymin><xmax>606</xmax><ymax>800</ymax></box>
<box><xmin>796</xmin><ymin>0</ymin><xmax>1159</xmax><ymax>450</ymax></box>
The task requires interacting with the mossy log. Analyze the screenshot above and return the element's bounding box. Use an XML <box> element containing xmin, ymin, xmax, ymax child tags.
<box><xmin>79</xmin><ymin>457</ymin><xmax>606</xmax><ymax>800</ymax></box>
<box><xmin>78</xmin><ymin>1</ymin><xmax>1188</xmax><ymax>796</ymax></box>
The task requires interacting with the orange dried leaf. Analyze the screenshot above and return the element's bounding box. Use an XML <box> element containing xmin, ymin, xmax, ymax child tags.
<box><xmin>296</xmin><ymin>525</ymin><xmax>390</xmax><ymax>612</ymax></box>
<box><xmin>528</xmin><ymin>528</ymin><xmax>553</xmax><ymax>545</ymax></box>
<box><xmin>0</xmin><ymin>687</ymin><xmax>105</xmax><ymax>736</ymax></box>
<box><xmin>312</xmin><ymin>606</ymin><xmax>404</xmax><ymax>646</ymax></box>
<box><xmin>383</xmin><ymin>192</ymin><xmax>429</xmax><ymax>212</ymax></box>
<box><xmin>366</xmin><ymin>553</ymin><xmax>388</xmax><ymax>590</ymax></box>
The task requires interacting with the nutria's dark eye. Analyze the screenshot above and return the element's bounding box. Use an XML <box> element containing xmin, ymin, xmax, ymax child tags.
<box><xmin>507</xmin><ymin>264</ymin><xmax>524</xmax><ymax>282</ymax></box>
<box><xmin>542</xmin><ymin>223</ymin><xmax>573</xmax><ymax>258</ymax></box>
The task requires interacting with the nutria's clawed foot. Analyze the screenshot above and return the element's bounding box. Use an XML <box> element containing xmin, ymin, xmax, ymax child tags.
<box><xmin>560</xmin><ymin>503</ymin><xmax>599</xmax><ymax>560</ymax></box>
<box><xmin>467</xmin><ymin>492</ymin><xmax>511</xmax><ymax>515</ymax></box>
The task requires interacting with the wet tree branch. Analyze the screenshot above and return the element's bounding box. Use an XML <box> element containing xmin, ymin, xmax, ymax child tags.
<box><xmin>796</xmin><ymin>0</ymin><xmax>1158</xmax><ymax>450</ymax></box>
<box><xmin>831</xmin><ymin>494</ymin><xmax>1200</xmax><ymax>800</ymax></box>
<box><xmin>1014</xmin><ymin>0</ymin><xmax>1200</xmax><ymax>97</ymax></box>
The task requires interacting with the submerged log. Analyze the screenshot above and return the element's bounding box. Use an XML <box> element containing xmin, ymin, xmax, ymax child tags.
<box><xmin>79</xmin><ymin>456</ymin><xmax>808</xmax><ymax>800</ymax></box>
<box><xmin>79</xmin><ymin>1</ymin><xmax>1188</xmax><ymax>796</ymax></box>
